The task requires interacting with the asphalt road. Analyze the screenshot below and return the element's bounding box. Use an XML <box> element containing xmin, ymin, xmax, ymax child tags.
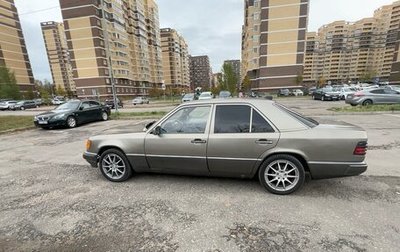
<box><xmin>0</xmin><ymin>99</ymin><xmax>399</xmax><ymax>251</ymax></box>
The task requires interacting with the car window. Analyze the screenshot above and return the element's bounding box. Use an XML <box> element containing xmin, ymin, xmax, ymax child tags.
<box><xmin>81</xmin><ymin>102</ymin><xmax>90</xmax><ymax>109</ymax></box>
<box><xmin>384</xmin><ymin>89</ymin><xmax>398</xmax><ymax>95</ymax></box>
<box><xmin>89</xmin><ymin>101</ymin><xmax>100</xmax><ymax>107</ymax></box>
<box><xmin>161</xmin><ymin>106</ymin><xmax>210</xmax><ymax>134</ymax></box>
<box><xmin>370</xmin><ymin>89</ymin><xmax>385</xmax><ymax>94</ymax></box>
<box><xmin>252</xmin><ymin>109</ymin><xmax>275</xmax><ymax>133</ymax></box>
<box><xmin>214</xmin><ymin>105</ymin><xmax>250</xmax><ymax>133</ymax></box>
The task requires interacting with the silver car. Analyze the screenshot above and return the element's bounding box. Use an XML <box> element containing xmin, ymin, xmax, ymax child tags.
<box><xmin>83</xmin><ymin>99</ymin><xmax>368</xmax><ymax>195</ymax></box>
<box><xmin>346</xmin><ymin>88</ymin><xmax>400</xmax><ymax>106</ymax></box>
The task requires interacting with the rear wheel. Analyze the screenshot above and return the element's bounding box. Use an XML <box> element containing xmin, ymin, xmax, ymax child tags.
<box><xmin>99</xmin><ymin>149</ymin><xmax>132</xmax><ymax>182</ymax></box>
<box><xmin>362</xmin><ymin>99</ymin><xmax>373</xmax><ymax>106</ymax></box>
<box><xmin>20</xmin><ymin>106</ymin><xmax>25</xmax><ymax>110</ymax></box>
<box><xmin>258</xmin><ymin>154</ymin><xmax>305</xmax><ymax>195</ymax></box>
<box><xmin>66</xmin><ymin>116</ymin><xmax>77</xmax><ymax>128</ymax></box>
<box><xmin>101</xmin><ymin>111</ymin><xmax>108</xmax><ymax>121</ymax></box>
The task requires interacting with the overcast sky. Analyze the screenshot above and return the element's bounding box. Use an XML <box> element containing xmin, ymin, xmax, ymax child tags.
<box><xmin>14</xmin><ymin>0</ymin><xmax>396</xmax><ymax>82</ymax></box>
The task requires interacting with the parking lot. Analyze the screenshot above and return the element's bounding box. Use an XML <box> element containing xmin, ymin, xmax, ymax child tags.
<box><xmin>0</xmin><ymin>98</ymin><xmax>399</xmax><ymax>251</ymax></box>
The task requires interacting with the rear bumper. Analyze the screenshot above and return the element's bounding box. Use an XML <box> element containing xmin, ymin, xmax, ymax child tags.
<box><xmin>308</xmin><ymin>161</ymin><xmax>367</xmax><ymax>179</ymax></box>
<box><xmin>83</xmin><ymin>151</ymin><xmax>98</xmax><ymax>168</ymax></box>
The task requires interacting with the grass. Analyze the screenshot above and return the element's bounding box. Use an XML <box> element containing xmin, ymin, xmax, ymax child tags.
<box><xmin>111</xmin><ymin>111</ymin><xmax>167</xmax><ymax>120</ymax></box>
<box><xmin>329</xmin><ymin>104</ymin><xmax>400</xmax><ymax>113</ymax></box>
<box><xmin>0</xmin><ymin>116</ymin><xmax>35</xmax><ymax>133</ymax></box>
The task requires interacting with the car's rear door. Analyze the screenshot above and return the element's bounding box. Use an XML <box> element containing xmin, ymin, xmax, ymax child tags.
<box><xmin>144</xmin><ymin>105</ymin><xmax>212</xmax><ymax>176</ymax></box>
<box><xmin>207</xmin><ymin>104</ymin><xmax>280</xmax><ymax>177</ymax></box>
<box><xmin>89</xmin><ymin>101</ymin><xmax>102</xmax><ymax>121</ymax></box>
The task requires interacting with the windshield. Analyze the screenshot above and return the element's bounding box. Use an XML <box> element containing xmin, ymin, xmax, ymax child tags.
<box><xmin>184</xmin><ymin>93</ymin><xmax>194</xmax><ymax>98</ymax></box>
<box><xmin>55</xmin><ymin>101</ymin><xmax>80</xmax><ymax>111</ymax></box>
<box><xmin>274</xmin><ymin>103</ymin><xmax>319</xmax><ymax>128</ymax></box>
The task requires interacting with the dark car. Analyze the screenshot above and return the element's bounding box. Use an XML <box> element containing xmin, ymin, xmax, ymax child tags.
<box><xmin>34</xmin><ymin>100</ymin><xmax>111</xmax><ymax>129</ymax></box>
<box><xmin>105</xmin><ymin>98</ymin><xmax>123</xmax><ymax>109</ymax></box>
<box><xmin>312</xmin><ymin>88</ymin><xmax>340</xmax><ymax>101</ymax></box>
<box><xmin>10</xmin><ymin>100</ymin><xmax>38</xmax><ymax>110</ymax></box>
<box><xmin>277</xmin><ymin>89</ymin><xmax>290</xmax><ymax>97</ymax></box>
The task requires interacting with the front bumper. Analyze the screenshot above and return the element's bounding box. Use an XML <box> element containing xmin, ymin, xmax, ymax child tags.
<box><xmin>34</xmin><ymin>118</ymin><xmax>67</xmax><ymax>128</ymax></box>
<box><xmin>83</xmin><ymin>151</ymin><xmax>98</xmax><ymax>168</ymax></box>
<box><xmin>308</xmin><ymin>161</ymin><xmax>367</xmax><ymax>179</ymax></box>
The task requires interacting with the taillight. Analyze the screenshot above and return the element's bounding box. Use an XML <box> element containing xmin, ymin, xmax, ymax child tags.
<box><xmin>354</xmin><ymin>141</ymin><xmax>367</xmax><ymax>155</ymax></box>
<box><xmin>354</xmin><ymin>92</ymin><xmax>365</xmax><ymax>97</ymax></box>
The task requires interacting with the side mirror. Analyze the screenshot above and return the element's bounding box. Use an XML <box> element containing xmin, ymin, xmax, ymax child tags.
<box><xmin>151</xmin><ymin>126</ymin><xmax>162</xmax><ymax>136</ymax></box>
<box><xmin>79</xmin><ymin>106</ymin><xmax>84</xmax><ymax>111</ymax></box>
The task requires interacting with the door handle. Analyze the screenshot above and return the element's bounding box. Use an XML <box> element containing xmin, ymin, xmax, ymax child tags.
<box><xmin>191</xmin><ymin>139</ymin><xmax>207</xmax><ymax>144</ymax></box>
<box><xmin>255</xmin><ymin>139</ymin><xmax>273</xmax><ymax>145</ymax></box>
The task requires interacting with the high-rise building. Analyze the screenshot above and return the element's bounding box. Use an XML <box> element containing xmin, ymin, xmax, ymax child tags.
<box><xmin>59</xmin><ymin>0</ymin><xmax>163</xmax><ymax>99</ymax></box>
<box><xmin>41</xmin><ymin>21</ymin><xmax>76</xmax><ymax>95</ymax></box>
<box><xmin>160</xmin><ymin>28</ymin><xmax>190</xmax><ymax>89</ymax></box>
<box><xmin>0</xmin><ymin>0</ymin><xmax>34</xmax><ymax>92</ymax></box>
<box><xmin>224</xmin><ymin>59</ymin><xmax>241</xmax><ymax>88</ymax></box>
<box><xmin>304</xmin><ymin>1</ymin><xmax>400</xmax><ymax>84</ymax></box>
<box><xmin>242</xmin><ymin>0</ymin><xmax>309</xmax><ymax>91</ymax></box>
<box><xmin>189</xmin><ymin>55</ymin><xmax>212</xmax><ymax>90</ymax></box>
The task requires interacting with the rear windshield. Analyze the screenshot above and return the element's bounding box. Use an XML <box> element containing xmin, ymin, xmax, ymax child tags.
<box><xmin>274</xmin><ymin>103</ymin><xmax>319</xmax><ymax>128</ymax></box>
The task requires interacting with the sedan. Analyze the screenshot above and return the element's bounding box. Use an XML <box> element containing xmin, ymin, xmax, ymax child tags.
<box><xmin>198</xmin><ymin>92</ymin><xmax>213</xmax><ymax>100</ymax></box>
<box><xmin>312</xmin><ymin>88</ymin><xmax>340</xmax><ymax>101</ymax></box>
<box><xmin>10</xmin><ymin>100</ymin><xmax>38</xmax><ymax>110</ymax></box>
<box><xmin>0</xmin><ymin>100</ymin><xmax>17</xmax><ymax>110</ymax></box>
<box><xmin>34</xmin><ymin>100</ymin><xmax>110</xmax><ymax>129</ymax></box>
<box><xmin>346</xmin><ymin>88</ymin><xmax>400</xmax><ymax>106</ymax></box>
<box><xmin>132</xmin><ymin>97</ymin><xmax>149</xmax><ymax>105</ymax></box>
<box><xmin>182</xmin><ymin>93</ymin><xmax>195</xmax><ymax>102</ymax></box>
<box><xmin>83</xmin><ymin>99</ymin><xmax>368</xmax><ymax>195</ymax></box>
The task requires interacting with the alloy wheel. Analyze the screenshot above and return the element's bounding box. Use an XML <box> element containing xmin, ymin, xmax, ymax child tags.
<box><xmin>67</xmin><ymin>116</ymin><xmax>76</xmax><ymax>128</ymax></box>
<box><xmin>264</xmin><ymin>160</ymin><xmax>300</xmax><ymax>192</ymax></box>
<box><xmin>102</xmin><ymin>112</ymin><xmax>108</xmax><ymax>121</ymax></box>
<box><xmin>101</xmin><ymin>153</ymin><xmax>126</xmax><ymax>180</ymax></box>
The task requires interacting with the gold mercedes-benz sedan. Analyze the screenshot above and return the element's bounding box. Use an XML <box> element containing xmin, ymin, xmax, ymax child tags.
<box><xmin>83</xmin><ymin>99</ymin><xmax>367</xmax><ymax>195</ymax></box>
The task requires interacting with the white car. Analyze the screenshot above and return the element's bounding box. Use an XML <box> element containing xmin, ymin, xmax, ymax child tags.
<box><xmin>291</xmin><ymin>89</ymin><xmax>304</xmax><ymax>96</ymax></box>
<box><xmin>339</xmin><ymin>87</ymin><xmax>356</xmax><ymax>100</ymax></box>
<box><xmin>198</xmin><ymin>92</ymin><xmax>213</xmax><ymax>100</ymax></box>
<box><xmin>182</xmin><ymin>93</ymin><xmax>195</xmax><ymax>102</ymax></box>
<box><xmin>0</xmin><ymin>100</ymin><xmax>17</xmax><ymax>110</ymax></box>
<box><xmin>132</xmin><ymin>97</ymin><xmax>149</xmax><ymax>105</ymax></box>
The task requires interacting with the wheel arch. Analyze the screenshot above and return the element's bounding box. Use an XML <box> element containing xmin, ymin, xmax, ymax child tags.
<box><xmin>254</xmin><ymin>151</ymin><xmax>310</xmax><ymax>178</ymax></box>
<box><xmin>98</xmin><ymin>145</ymin><xmax>135</xmax><ymax>171</ymax></box>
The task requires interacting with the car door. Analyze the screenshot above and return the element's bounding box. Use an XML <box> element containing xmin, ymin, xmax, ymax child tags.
<box><xmin>383</xmin><ymin>89</ymin><xmax>400</xmax><ymax>104</ymax></box>
<box><xmin>89</xmin><ymin>101</ymin><xmax>102</xmax><ymax>121</ymax></box>
<box><xmin>207</xmin><ymin>104</ymin><xmax>280</xmax><ymax>178</ymax></box>
<box><xmin>75</xmin><ymin>101</ymin><xmax>92</xmax><ymax>124</ymax></box>
<box><xmin>369</xmin><ymin>89</ymin><xmax>386</xmax><ymax>104</ymax></box>
<box><xmin>144</xmin><ymin>105</ymin><xmax>212</xmax><ymax>176</ymax></box>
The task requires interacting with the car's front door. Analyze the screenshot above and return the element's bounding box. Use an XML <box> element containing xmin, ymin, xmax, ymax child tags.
<box><xmin>207</xmin><ymin>104</ymin><xmax>280</xmax><ymax>178</ymax></box>
<box><xmin>145</xmin><ymin>105</ymin><xmax>212</xmax><ymax>176</ymax></box>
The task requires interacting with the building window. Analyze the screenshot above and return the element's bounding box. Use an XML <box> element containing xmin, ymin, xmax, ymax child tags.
<box><xmin>106</xmin><ymin>78</ymin><xmax>110</xmax><ymax>84</ymax></box>
<box><xmin>107</xmin><ymin>88</ymin><xmax>111</xmax><ymax>93</ymax></box>
<box><xmin>254</xmin><ymin>13</ymin><xmax>260</xmax><ymax>20</ymax></box>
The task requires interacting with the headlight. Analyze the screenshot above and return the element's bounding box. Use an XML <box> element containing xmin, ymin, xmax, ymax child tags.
<box><xmin>34</xmin><ymin>116</ymin><xmax>38</xmax><ymax>121</ymax></box>
<box><xmin>85</xmin><ymin>139</ymin><xmax>92</xmax><ymax>151</ymax></box>
<box><xmin>52</xmin><ymin>113</ymin><xmax>66</xmax><ymax>120</ymax></box>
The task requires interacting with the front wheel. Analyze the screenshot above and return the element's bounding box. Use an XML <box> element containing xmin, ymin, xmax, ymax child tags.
<box><xmin>258</xmin><ymin>154</ymin><xmax>305</xmax><ymax>195</ymax></box>
<box><xmin>99</xmin><ymin>149</ymin><xmax>132</xmax><ymax>182</ymax></box>
<box><xmin>101</xmin><ymin>111</ymin><xmax>108</xmax><ymax>121</ymax></box>
<box><xmin>20</xmin><ymin>106</ymin><xmax>25</xmax><ymax>110</ymax></box>
<box><xmin>321</xmin><ymin>96</ymin><xmax>325</xmax><ymax>101</ymax></box>
<box><xmin>66</xmin><ymin>116</ymin><xmax>77</xmax><ymax>128</ymax></box>
<box><xmin>362</xmin><ymin>99</ymin><xmax>373</xmax><ymax>106</ymax></box>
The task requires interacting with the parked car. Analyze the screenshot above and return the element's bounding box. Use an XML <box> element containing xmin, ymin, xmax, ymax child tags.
<box><xmin>277</xmin><ymin>89</ymin><xmax>290</xmax><ymax>97</ymax></box>
<box><xmin>51</xmin><ymin>97</ymin><xmax>66</xmax><ymax>105</ymax></box>
<box><xmin>345</xmin><ymin>88</ymin><xmax>400</xmax><ymax>106</ymax></box>
<box><xmin>34</xmin><ymin>100</ymin><xmax>110</xmax><ymax>129</ymax></box>
<box><xmin>312</xmin><ymin>88</ymin><xmax>340</xmax><ymax>101</ymax></box>
<box><xmin>0</xmin><ymin>100</ymin><xmax>17</xmax><ymax>110</ymax></box>
<box><xmin>83</xmin><ymin>99</ymin><xmax>368</xmax><ymax>195</ymax></box>
<box><xmin>105</xmin><ymin>98</ymin><xmax>123</xmax><ymax>109</ymax></box>
<box><xmin>10</xmin><ymin>100</ymin><xmax>38</xmax><ymax>110</ymax></box>
<box><xmin>182</xmin><ymin>93</ymin><xmax>195</xmax><ymax>102</ymax></box>
<box><xmin>34</xmin><ymin>99</ymin><xmax>43</xmax><ymax>106</ymax></box>
<box><xmin>291</xmin><ymin>89</ymin><xmax>304</xmax><ymax>96</ymax></box>
<box><xmin>339</xmin><ymin>87</ymin><xmax>356</xmax><ymax>100</ymax></box>
<box><xmin>308</xmin><ymin>87</ymin><xmax>317</xmax><ymax>96</ymax></box>
<box><xmin>219</xmin><ymin>91</ymin><xmax>232</xmax><ymax>99</ymax></box>
<box><xmin>198</xmin><ymin>92</ymin><xmax>213</xmax><ymax>100</ymax></box>
<box><xmin>132</xmin><ymin>97</ymin><xmax>149</xmax><ymax>105</ymax></box>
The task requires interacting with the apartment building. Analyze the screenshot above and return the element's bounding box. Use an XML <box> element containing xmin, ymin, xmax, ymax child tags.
<box><xmin>59</xmin><ymin>0</ymin><xmax>163</xmax><ymax>99</ymax></box>
<box><xmin>0</xmin><ymin>0</ymin><xmax>34</xmax><ymax>92</ymax></box>
<box><xmin>41</xmin><ymin>21</ymin><xmax>76</xmax><ymax>95</ymax></box>
<box><xmin>241</xmin><ymin>0</ymin><xmax>309</xmax><ymax>91</ymax></box>
<box><xmin>160</xmin><ymin>28</ymin><xmax>190</xmax><ymax>89</ymax></box>
<box><xmin>189</xmin><ymin>55</ymin><xmax>212</xmax><ymax>90</ymax></box>
<box><xmin>304</xmin><ymin>1</ymin><xmax>400</xmax><ymax>84</ymax></box>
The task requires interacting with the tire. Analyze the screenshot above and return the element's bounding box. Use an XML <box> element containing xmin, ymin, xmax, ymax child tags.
<box><xmin>362</xmin><ymin>99</ymin><xmax>373</xmax><ymax>106</ymax></box>
<box><xmin>66</xmin><ymin>116</ymin><xmax>77</xmax><ymax>128</ymax></box>
<box><xmin>312</xmin><ymin>95</ymin><xmax>315</xmax><ymax>100</ymax></box>
<box><xmin>321</xmin><ymin>96</ymin><xmax>325</xmax><ymax>101</ymax></box>
<box><xmin>147</xmin><ymin>101</ymin><xmax>149</xmax><ymax>104</ymax></box>
<box><xmin>351</xmin><ymin>104</ymin><xmax>357</xmax><ymax>107</ymax></box>
<box><xmin>99</xmin><ymin>148</ymin><xmax>132</xmax><ymax>182</ymax></box>
<box><xmin>20</xmin><ymin>106</ymin><xmax>25</xmax><ymax>110</ymax></box>
<box><xmin>101</xmin><ymin>111</ymin><xmax>108</xmax><ymax>121</ymax></box>
<box><xmin>258</xmin><ymin>154</ymin><xmax>305</xmax><ymax>195</ymax></box>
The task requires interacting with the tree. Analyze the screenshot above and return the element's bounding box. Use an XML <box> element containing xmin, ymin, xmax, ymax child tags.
<box><xmin>296</xmin><ymin>74</ymin><xmax>303</xmax><ymax>86</ymax></box>
<box><xmin>242</xmin><ymin>75</ymin><xmax>252</xmax><ymax>93</ymax></box>
<box><xmin>0</xmin><ymin>65</ymin><xmax>21</xmax><ymax>99</ymax></box>
<box><xmin>317</xmin><ymin>76</ymin><xmax>326</xmax><ymax>88</ymax></box>
<box><xmin>56</xmin><ymin>86</ymin><xmax>67</xmax><ymax>97</ymax></box>
<box><xmin>218</xmin><ymin>63</ymin><xmax>239</xmax><ymax>95</ymax></box>
<box><xmin>360</xmin><ymin>70</ymin><xmax>377</xmax><ymax>83</ymax></box>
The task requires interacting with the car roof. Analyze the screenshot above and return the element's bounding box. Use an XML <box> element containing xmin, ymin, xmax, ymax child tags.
<box><xmin>183</xmin><ymin>98</ymin><xmax>274</xmax><ymax>106</ymax></box>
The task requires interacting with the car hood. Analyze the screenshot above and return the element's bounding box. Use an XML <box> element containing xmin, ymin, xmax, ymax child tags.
<box><xmin>36</xmin><ymin>109</ymin><xmax>73</xmax><ymax>117</ymax></box>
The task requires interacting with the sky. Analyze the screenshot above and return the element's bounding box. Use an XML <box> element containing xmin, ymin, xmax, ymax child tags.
<box><xmin>13</xmin><ymin>0</ymin><xmax>396</xmax><ymax>82</ymax></box>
